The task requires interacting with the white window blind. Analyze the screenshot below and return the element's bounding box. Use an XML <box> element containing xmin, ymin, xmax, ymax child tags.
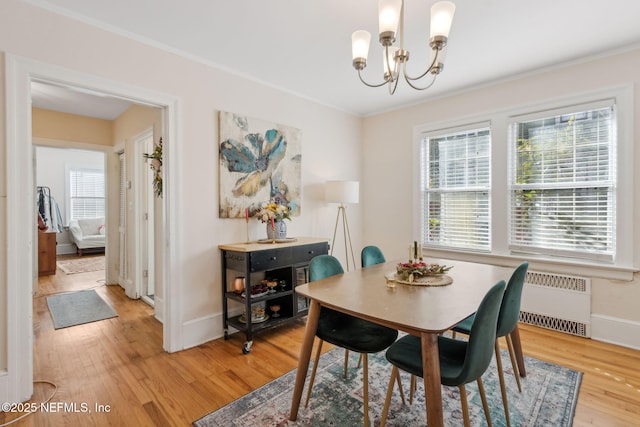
<box><xmin>69</xmin><ymin>168</ymin><xmax>105</xmax><ymax>221</ymax></box>
<box><xmin>421</xmin><ymin>124</ymin><xmax>491</xmax><ymax>251</ymax></box>
<box><xmin>509</xmin><ymin>101</ymin><xmax>616</xmax><ymax>261</ymax></box>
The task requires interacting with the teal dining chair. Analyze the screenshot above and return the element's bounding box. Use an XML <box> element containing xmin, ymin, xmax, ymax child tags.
<box><xmin>305</xmin><ymin>254</ymin><xmax>399</xmax><ymax>427</ymax></box>
<box><xmin>356</xmin><ymin>245</ymin><xmax>387</xmax><ymax>368</ymax></box>
<box><xmin>361</xmin><ymin>245</ymin><xmax>386</xmax><ymax>268</ymax></box>
<box><xmin>380</xmin><ymin>280</ymin><xmax>507</xmax><ymax>427</ymax></box>
<box><xmin>452</xmin><ymin>261</ymin><xmax>529</xmax><ymax>427</ymax></box>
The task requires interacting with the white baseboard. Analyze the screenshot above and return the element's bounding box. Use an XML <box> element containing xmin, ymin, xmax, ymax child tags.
<box><xmin>180</xmin><ymin>311</ymin><xmax>242</xmax><ymax>350</ymax></box>
<box><xmin>591</xmin><ymin>314</ymin><xmax>640</xmax><ymax>350</ymax></box>
<box><xmin>154</xmin><ymin>296</ymin><xmax>164</xmax><ymax>324</ymax></box>
<box><xmin>0</xmin><ymin>370</ymin><xmax>8</xmax><ymax>403</ymax></box>
<box><xmin>56</xmin><ymin>243</ymin><xmax>76</xmax><ymax>255</ymax></box>
<box><xmin>181</xmin><ymin>312</ymin><xmax>225</xmax><ymax>349</ymax></box>
<box><xmin>179</xmin><ymin>312</ymin><xmax>640</xmax><ymax>352</ymax></box>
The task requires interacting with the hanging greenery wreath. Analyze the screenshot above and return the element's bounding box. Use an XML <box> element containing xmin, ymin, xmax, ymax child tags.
<box><xmin>143</xmin><ymin>137</ymin><xmax>163</xmax><ymax>198</ymax></box>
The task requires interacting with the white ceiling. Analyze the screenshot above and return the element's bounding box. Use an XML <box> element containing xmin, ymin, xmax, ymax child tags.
<box><xmin>27</xmin><ymin>0</ymin><xmax>640</xmax><ymax>117</ymax></box>
<box><xmin>31</xmin><ymin>81</ymin><xmax>133</xmax><ymax>120</ymax></box>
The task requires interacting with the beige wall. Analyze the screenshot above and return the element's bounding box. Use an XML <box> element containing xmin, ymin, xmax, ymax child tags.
<box><xmin>112</xmin><ymin>104</ymin><xmax>164</xmax><ymax>299</ymax></box>
<box><xmin>0</xmin><ymin>0</ymin><xmax>362</xmax><ymax>383</ymax></box>
<box><xmin>32</xmin><ymin>108</ymin><xmax>113</xmax><ymax>146</ymax></box>
<box><xmin>362</xmin><ymin>48</ymin><xmax>640</xmax><ymax>341</ymax></box>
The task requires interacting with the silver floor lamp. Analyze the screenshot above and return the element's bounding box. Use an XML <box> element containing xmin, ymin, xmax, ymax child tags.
<box><xmin>325</xmin><ymin>180</ymin><xmax>359</xmax><ymax>271</ymax></box>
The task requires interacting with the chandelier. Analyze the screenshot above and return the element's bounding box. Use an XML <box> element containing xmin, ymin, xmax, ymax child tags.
<box><xmin>351</xmin><ymin>0</ymin><xmax>456</xmax><ymax>94</ymax></box>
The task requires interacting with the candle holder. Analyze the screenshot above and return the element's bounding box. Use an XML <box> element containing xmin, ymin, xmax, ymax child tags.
<box><xmin>245</xmin><ymin>208</ymin><xmax>251</xmax><ymax>243</ymax></box>
<box><xmin>233</xmin><ymin>276</ymin><xmax>245</xmax><ymax>294</ymax></box>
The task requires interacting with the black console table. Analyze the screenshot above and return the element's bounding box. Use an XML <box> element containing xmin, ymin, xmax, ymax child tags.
<box><xmin>219</xmin><ymin>237</ymin><xmax>329</xmax><ymax>353</ymax></box>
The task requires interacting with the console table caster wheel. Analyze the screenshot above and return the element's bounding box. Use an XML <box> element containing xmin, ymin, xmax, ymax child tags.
<box><xmin>242</xmin><ymin>340</ymin><xmax>253</xmax><ymax>354</ymax></box>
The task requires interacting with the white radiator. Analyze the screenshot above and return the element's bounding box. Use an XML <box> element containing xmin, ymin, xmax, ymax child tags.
<box><xmin>519</xmin><ymin>271</ymin><xmax>591</xmax><ymax>337</ymax></box>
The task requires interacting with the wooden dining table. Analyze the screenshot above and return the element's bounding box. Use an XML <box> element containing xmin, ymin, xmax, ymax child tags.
<box><xmin>289</xmin><ymin>257</ymin><xmax>525</xmax><ymax>427</ymax></box>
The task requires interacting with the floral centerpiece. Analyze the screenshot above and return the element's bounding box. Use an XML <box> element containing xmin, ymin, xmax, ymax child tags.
<box><xmin>396</xmin><ymin>261</ymin><xmax>453</xmax><ymax>283</ymax></box>
<box><xmin>256</xmin><ymin>201</ymin><xmax>291</xmax><ymax>223</ymax></box>
<box><xmin>256</xmin><ymin>201</ymin><xmax>291</xmax><ymax>240</ymax></box>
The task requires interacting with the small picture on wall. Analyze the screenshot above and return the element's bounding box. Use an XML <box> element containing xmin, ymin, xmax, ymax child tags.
<box><xmin>218</xmin><ymin>111</ymin><xmax>302</xmax><ymax>218</ymax></box>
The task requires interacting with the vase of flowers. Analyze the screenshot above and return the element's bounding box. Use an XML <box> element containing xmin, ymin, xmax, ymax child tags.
<box><xmin>256</xmin><ymin>201</ymin><xmax>291</xmax><ymax>240</ymax></box>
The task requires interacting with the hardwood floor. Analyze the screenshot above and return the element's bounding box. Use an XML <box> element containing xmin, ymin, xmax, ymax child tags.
<box><xmin>2</xmin><ymin>260</ymin><xmax>639</xmax><ymax>426</ymax></box>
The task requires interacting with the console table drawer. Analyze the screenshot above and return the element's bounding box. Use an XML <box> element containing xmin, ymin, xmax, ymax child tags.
<box><xmin>249</xmin><ymin>247</ymin><xmax>293</xmax><ymax>271</ymax></box>
<box><xmin>291</xmin><ymin>242</ymin><xmax>329</xmax><ymax>264</ymax></box>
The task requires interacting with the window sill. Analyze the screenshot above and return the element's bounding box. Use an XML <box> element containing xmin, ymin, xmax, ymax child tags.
<box><xmin>423</xmin><ymin>248</ymin><xmax>638</xmax><ymax>282</ymax></box>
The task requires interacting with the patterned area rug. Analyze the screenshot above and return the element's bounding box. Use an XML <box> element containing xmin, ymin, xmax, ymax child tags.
<box><xmin>57</xmin><ymin>256</ymin><xmax>105</xmax><ymax>274</ymax></box>
<box><xmin>194</xmin><ymin>345</ymin><xmax>581</xmax><ymax>426</ymax></box>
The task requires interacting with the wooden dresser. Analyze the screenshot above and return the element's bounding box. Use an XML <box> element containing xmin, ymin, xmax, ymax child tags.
<box><xmin>38</xmin><ymin>231</ymin><xmax>57</xmax><ymax>276</ymax></box>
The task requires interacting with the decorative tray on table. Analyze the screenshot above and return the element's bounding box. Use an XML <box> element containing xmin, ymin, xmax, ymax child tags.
<box><xmin>385</xmin><ymin>261</ymin><xmax>454</xmax><ymax>286</ymax></box>
<box><xmin>256</xmin><ymin>237</ymin><xmax>298</xmax><ymax>244</ymax></box>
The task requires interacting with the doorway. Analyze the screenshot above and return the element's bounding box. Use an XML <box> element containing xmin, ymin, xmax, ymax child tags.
<box><xmin>4</xmin><ymin>54</ymin><xmax>182</xmax><ymax>403</ymax></box>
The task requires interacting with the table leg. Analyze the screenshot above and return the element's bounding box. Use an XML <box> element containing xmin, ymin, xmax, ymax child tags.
<box><xmin>421</xmin><ymin>332</ymin><xmax>444</xmax><ymax>427</ymax></box>
<box><xmin>510</xmin><ymin>325</ymin><xmax>527</xmax><ymax>377</ymax></box>
<box><xmin>289</xmin><ymin>300</ymin><xmax>321</xmax><ymax>421</ymax></box>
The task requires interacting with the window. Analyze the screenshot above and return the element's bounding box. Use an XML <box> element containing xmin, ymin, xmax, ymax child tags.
<box><xmin>509</xmin><ymin>101</ymin><xmax>616</xmax><ymax>261</ymax></box>
<box><xmin>69</xmin><ymin>168</ymin><xmax>105</xmax><ymax>221</ymax></box>
<box><xmin>421</xmin><ymin>124</ymin><xmax>491</xmax><ymax>251</ymax></box>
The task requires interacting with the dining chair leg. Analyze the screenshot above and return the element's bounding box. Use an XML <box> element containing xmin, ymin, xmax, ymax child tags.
<box><xmin>363</xmin><ymin>354</ymin><xmax>369</xmax><ymax>427</ymax></box>
<box><xmin>505</xmin><ymin>334</ymin><xmax>522</xmax><ymax>392</ymax></box>
<box><xmin>380</xmin><ymin>366</ymin><xmax>398</xmax><ymax>427</ymax></box>
<box><xmin>458</xmin><ymin>384</ymin><xmax>471</xmax><ymax>427</ymax></box>
<box><xmin>357</xmin><ymin>353</ymin><xmax>363</xmax><ymax>368</ymax></box>
<box><xmin>495</xmin><ymin>340</ymin><xmax>511</xmax><ymax>427</ymax></box>
<box><xmin>395</xmin><ymin>368</ymin><xmax>406</xmax><ymax>405</ymax></box>
<box><xmin>305</xmin><ymin>339</ymin><xmax>324</xmax><ymax>408</ymax></box>
<box><xmin>409</xmin><ymin>375</ymin><xmax>416</xmax><ymax>404</ymax></box>
<box><xmin>477</xmin><ymin>377</ymin><xmax>492</xmax><ymax>427</ymax></box>
<box><xmin>344</xmin><ymin>349</ymin><xmax>350</xmax><ymax>379</ymax></box>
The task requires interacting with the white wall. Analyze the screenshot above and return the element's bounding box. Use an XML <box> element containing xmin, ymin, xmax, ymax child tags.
<box><xmin>362</xmin><ymin>47</ymin><xmax>640</xmax><ymax>349</ymax></box>
<box><xmin>0</xmin><ymin>0</ymin><xmax>362</xmax><ymax>400</ymax></box>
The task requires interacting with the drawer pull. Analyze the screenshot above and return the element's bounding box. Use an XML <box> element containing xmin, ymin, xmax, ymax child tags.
<box><xmin>271</xmin><ymin>256</ymin><xmax>277</xmax><ymax>261</ymax></box>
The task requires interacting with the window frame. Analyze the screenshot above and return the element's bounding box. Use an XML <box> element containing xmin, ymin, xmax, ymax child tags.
<box><xmin>412</xmin><ymin>85</ymin><xmax>634</xmax><ymax>280</ymax></box>
<box><xmin>507</xmin><ymin>99</ymin><xmax>617</xmax><ymax>262</ymax></box>
<box><xmin>419</xmin><ymin>121</ymin><xmax>492</xmax><ymax>252</ymax></box>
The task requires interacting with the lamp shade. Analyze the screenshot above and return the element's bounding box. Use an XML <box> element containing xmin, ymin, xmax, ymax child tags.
<box><xmin>325</xmin><ymin>181</ymin><xmax>359</xmax><ymax>204</ymax></box>
<box><xmin>430</xmin><ymin>1</ymin><xmax>456</xmax><ymax>39</ymax></box>
<box><xmin>378</xmin><ymin>0</ymin><xmax>402</xmax><ymax>35</ymax></box>
<box><xmin>352</xmin><ymin>30</ymin><xmax>372</xmax><ymax>60</ymax></box>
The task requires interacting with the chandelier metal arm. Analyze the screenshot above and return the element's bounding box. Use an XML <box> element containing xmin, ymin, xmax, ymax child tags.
<box><xmin>404</xmin><ymin>47</ymin><xmax>441</xmax><ymax>82</ymax></box>
<box><xmin>388</xmin><ymin>72</ymin><xmax>401</xmax><ymax>95</ymax></box>
<box><xmin>403</xmin><ymin>72</ymin><xmax>438</xmax><ymax>91</ymax></box>
<box><xmin>357</xmin><ymin>69</ymin><xmax>392</xmax><ymax>88</ymax></box>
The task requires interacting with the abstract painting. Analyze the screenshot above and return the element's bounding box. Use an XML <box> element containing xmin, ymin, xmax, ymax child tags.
<box><xmin>219</xmin><ymin>111</ymin><xmax>302</xmax><ymax>218</ymax></box>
